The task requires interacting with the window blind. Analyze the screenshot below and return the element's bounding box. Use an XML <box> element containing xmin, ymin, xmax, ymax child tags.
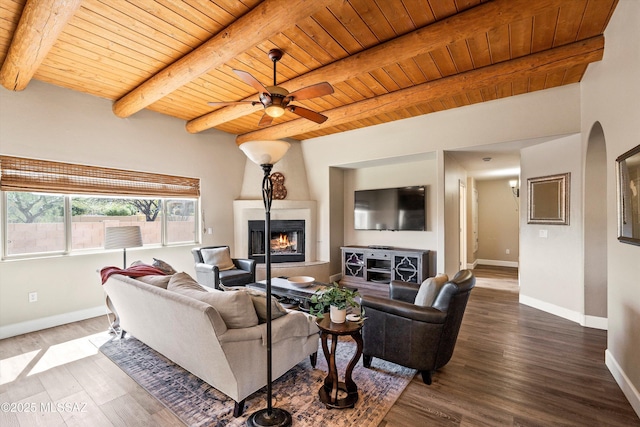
<box><xmin>0</xmin><ymin>156</ymin><xmax>200</xmax><ymax>197</ymax></box>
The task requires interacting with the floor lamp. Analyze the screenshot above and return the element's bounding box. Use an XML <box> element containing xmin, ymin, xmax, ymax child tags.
<box><xmin>240</xmin><ymin>140</ymin><xmax>291</xmax><ymax>427</ymax></box>
<box><xmin>104</xmin><ymin>225</ymin><xmax>143</xmax><ymax>268</ymax></box>
<box><xmin>104</xmin><ymin>225</ymin><xmax>143</xmax><ymax>333</ymax></box>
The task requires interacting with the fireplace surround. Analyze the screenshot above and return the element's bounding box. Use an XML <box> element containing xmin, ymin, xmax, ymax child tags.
<box><xmin>248</xmin><ymin>219</ymin><xmax>305</xmax><ymax>263</ymax></box>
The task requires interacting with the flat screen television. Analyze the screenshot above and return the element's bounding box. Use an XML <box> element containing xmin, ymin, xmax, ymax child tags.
<box><xmin>354</xmin><ymin>186</ymin><xmax>426</xmax><ymax>231</ymax></box>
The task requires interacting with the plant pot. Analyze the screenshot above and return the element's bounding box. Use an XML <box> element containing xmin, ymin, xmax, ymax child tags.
<box><xmin>330</xmin><ymin>305</ymin><xmax>347</xmax><ymax>323</ymax></box>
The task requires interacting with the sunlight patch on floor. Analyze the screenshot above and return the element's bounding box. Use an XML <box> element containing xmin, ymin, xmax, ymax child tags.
<box><xmin>0</xmin><ymin>349</ymin><xmax>40</xmax><ymax>385</ymax></box>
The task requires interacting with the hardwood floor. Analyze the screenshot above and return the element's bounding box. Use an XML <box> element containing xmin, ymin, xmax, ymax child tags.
<box><xmin>1</xmin><ymin>266</ymin><xmax>638</xmax><ymax>426</ymax></box>
<box><xmin>378</xmin><ymin>265</ymin><xmax>639</xmax><ymax>426</ymax></box>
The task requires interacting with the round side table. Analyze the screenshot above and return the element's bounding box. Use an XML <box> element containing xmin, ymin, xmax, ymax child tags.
<box><xmin>315</xmin><ymin>316</ymin><xmax>363</xmax><ymax>409</ymax></box>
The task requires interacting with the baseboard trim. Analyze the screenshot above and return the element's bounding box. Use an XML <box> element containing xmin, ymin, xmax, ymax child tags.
<box><xmin>606</xmin><ymin>349</ymin><xmax>640</xmax><ymax>418</ymax></box>
<box><xmin>329</xmin><ymin>273</ymin><xmax>342</xmax><ymax>283</ymax></box>
<box><xmin>583</xmin><ymin>315</ymin><xmax>608</xmax><ymax>330</ymax></box>
<box><xmin>519</xmin><ymin>294</ymin><xmax>582</xmax><ymax>324</ymax></box>
<box><xmin>476</xmin><ymin>259</ymin><xmax>519</xmax><ymax>268</ymax></box>
<box><xmin>0</xmin><ymin>306</ymin><xmax>106</xmax><ymax>339</ymax></box>
<box><xmin>466</xmin><ymin>260</ymin><xmax>478</xmax><ymax>269</ymax></box>
<box><xmin>519</xmin><ymin>295</ymin><xmax>608</xmax><ymax>330</ymax></box>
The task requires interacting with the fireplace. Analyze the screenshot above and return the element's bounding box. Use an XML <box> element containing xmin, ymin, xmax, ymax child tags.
<box><xmin>248</xmin><ymin>220</ymin><xmax>305</xmax><ymax>263</ymax></box>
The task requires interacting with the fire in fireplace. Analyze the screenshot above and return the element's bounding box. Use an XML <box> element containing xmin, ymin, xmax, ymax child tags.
<box><xmin>248</xmin><ymin>220</ymin><xmax>305</xmax><ymax>263</ymax></box>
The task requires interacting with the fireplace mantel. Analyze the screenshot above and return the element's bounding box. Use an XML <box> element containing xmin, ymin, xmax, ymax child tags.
<box><xmin>233</xmin><ymin>199</ymin><xmax>317</xmax><ymax>263</ymax></box>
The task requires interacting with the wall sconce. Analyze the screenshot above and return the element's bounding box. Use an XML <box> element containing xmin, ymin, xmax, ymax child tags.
<box><xmin>509</xmin><ymin>179</ymin><xmax>520</xmax><ymax>198</ymax></box>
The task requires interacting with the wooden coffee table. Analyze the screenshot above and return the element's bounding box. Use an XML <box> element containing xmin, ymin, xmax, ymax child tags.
<box><xmin>315</xmin><ymin>316</ymin><xmax>363</xmax><ymax>409</ymax></box>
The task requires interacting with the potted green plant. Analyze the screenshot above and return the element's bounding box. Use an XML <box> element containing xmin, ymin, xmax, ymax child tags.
<box><xmin>309</xmin><ymin>282</ymin><xmax>361</xmax><ymax>323</ymax></box>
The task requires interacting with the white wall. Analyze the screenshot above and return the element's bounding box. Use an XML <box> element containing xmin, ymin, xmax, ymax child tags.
<box><xmin>302</xmin><ymin>83</ymin><xmax>581</xmax><ymax>276</ymax></box>
<box><xmin>519</xmin><ymin>135</ymin><xmax>584</xmax><ymax>320</ymax></box>
<box><xmin>580</xmin><ymin>0</ymin><xmax>640</xmax><ymax>414</ymax></box>
<box><xmin>0</xmin><ymin>81</ymin><xmax>247</xmax><ymax>336</ymax></box>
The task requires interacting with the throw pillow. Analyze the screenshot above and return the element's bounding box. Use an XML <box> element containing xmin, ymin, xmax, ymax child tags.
<box><xmin>137</xmin><ymin>274</ymin><xmax>171</xmax><ymax>289</ymax></box>
<box><xmin>244</xmin><ymin>288</ymin><xmax>288</xmax><ymax>323</ymax></box>
<box><xmin>167</xmin><ymin>272</ymin><xmax>207</xmax><ymax>293</ymax></box>
<box><xmin>168</xmin><ymin>273</ymin><xmax>258</xmax><ymax>328</ymax></box>
<box><xmin>152</xmin><ymin>258</ymin><xmax>177</xmax><ymax>275</ymax></box>
<box><xmin>201</xmin><ymin>247</ymin><xmax>236</xmax><ymax>271</ymax></box>
<box><xmin>197</xmin><ymin>291</ymin><xmax>259</xmax><ymax>329</ymax></box>
<box><xmin>414</xmin><ymin>273</ymin><xmax>449</xmax><ymax>307</ymax></box>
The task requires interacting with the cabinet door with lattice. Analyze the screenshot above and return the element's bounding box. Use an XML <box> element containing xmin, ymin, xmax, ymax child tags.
<box><xmin>342</xmin><ymin>250</ymin><xmax>364</xmax><ymax>278</ymax></box>
<box><xmin>393</xmin><ymin>255</ymin><xmax>420</xmax><ymax>283</ymax></box>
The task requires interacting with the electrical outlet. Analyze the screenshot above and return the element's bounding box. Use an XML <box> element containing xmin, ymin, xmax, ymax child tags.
<box><xmin>29</xmin><ymin>292</ymin><xmax>38</xmax><ymax>303</ymax></box>
<box><xmin>506</xmin><ymin>249</ymin><xmax>510</xmax><ymax>254</ymax></box>
<box><xmin>539</xmin><ymin>229</ymin><xmax>548</xmax><ymax>238</ymax></box>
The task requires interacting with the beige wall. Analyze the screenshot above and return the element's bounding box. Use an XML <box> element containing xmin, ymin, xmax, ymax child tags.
<box><xmin>519</xmin><ymin>134</ymin><xmax>585</xmax><ymax>317</ymax></box>
<box><xmin>0</xmin><ymin>81</ymin><xmax>246</xmax><ymax>335</ymax></box>
<box><xmin>475</xmin><ymin>178</ymin><xmax>520</xmax><ymax>266</ymax></box>
<box><xmin>302</xmin><ymin>83</ymin><xmax>581</xmax><ymax>276</ymax></box>
<box><xmin>342</xmin><ymin>156</ymin><xmax>437</xmax><ymax>245</ymax></box>
<box><xmin>580</xmin><ymin>0</ymin><xmax>640</xmax><ymax>412</ymax></box>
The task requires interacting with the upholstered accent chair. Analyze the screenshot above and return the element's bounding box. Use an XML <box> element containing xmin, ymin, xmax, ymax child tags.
<box><xmin>360</xmin><ymin>269</ymin><xmax>475</xmax><ymax>385</ymax></box>
<box><xmin>191</xmin><ymin>246</ymin><xmax>256</xmax><ymax>289</ymax></box>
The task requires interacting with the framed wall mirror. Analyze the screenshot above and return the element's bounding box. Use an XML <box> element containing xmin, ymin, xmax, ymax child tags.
<box><xmin>616</xmin><ymin>144</ymin><xmax>640</xmax><ymax>246</ymax></box>
<box><xmin>527</xmin><ymin>173</ymin><xmax>570</xmax><ymax>225</ymax></box>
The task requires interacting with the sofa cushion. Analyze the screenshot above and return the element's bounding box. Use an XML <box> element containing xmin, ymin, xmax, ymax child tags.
<box><xmin>414</xmin><ymin>274</ymin><xmax>449</xmax><ymax>307</ymax></box>
<box><xmin>201</xmin><ymin>247</ymin><xmax>236</xmax><ymax>271</ymax></box>
<box><xmin>243</xmin><ymin>289</ymin><xmax>288</xmax><ymax>323</ymax></box>
<box><xmin>168</xmin><ymin>272</ymin><xmax>258</xmax><ymax>328</ymax></box>
<box><xmin>152</xmin><ymin>258</ymin><xmax>177</xmax><ymax>275</ymax></box>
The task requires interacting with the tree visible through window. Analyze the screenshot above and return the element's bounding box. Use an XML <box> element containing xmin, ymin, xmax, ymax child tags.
<box><xmin>4</xmin><ymin>192</ymin><xmax>197</xmax><ymax>256</ymax></box>
<box><xmin>1</xmin><ymin>155</ymin><xmax>200</xmax><ymax>258</ymax></box>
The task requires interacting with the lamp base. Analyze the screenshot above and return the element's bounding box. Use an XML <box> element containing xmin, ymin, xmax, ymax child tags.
<box><xmin>246</xmin><ymin>407</ymin><xmax>292</xmax><ymax>427</ymax></box>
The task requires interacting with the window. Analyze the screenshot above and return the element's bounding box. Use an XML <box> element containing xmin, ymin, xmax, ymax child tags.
<box><xmin>6</xmin><ymin>192</ymin><xmax>65</xmax><ymax>255</ymax></box>
<box><xmin>1</xmin><ymin>156</ymin><xmax>200</xmax><ymax>258</ymax></box>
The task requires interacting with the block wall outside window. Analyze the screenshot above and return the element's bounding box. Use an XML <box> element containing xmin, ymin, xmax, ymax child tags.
<box><xmin>3</xmin><ymin>192</ymin><xmax>198</xmax><ymax>257</ymax></box>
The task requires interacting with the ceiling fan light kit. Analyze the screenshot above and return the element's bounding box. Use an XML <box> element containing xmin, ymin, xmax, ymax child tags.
<box><xmin>208</xmin><ymin>49</ymin><xmax>333</xmax><ymax>126</ymax></box>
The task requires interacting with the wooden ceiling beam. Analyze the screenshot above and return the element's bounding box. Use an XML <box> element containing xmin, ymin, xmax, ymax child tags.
<box><xmin>112</xmin><ymin>0</ymin><xmax>340</xmax><ymax>118</ymax></box>
<box><xmin>235</xmin><ymin>36</ymin><xmax>604</xmax><ymax>145</ymax></box>
<box><xmin>0</xmin><ymin>0</ymin><xmax>82</xmax><ymax>91</ymax></box>
<box><xmin>186</xmin><ymin>0</ymin><xmax>560</xmax><ymax>134</ymax></box>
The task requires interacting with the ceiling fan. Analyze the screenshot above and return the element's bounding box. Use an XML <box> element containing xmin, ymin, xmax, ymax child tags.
<box><xmin>208</xmin><ymin>49</ymin><xmax>334</xmax><ymax>126</ymax></box>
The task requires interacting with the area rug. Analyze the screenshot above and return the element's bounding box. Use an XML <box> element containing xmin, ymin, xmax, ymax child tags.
<box><xmin>98</xmin><ymin>335</ymin><xmax>415</xmax><ymax>427</ymax></box>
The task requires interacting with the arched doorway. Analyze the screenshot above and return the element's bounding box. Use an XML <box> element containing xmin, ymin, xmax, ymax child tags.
<box><xmin>584</xmin><ymin>122</ymin><xmax>607</xmax><ymax>328</ymax></box>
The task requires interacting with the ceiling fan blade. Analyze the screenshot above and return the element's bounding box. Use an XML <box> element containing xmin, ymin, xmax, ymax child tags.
<box><xmin>286</xmin><ymin>82</ymin><xmax>334</xmax><ymax>101</ymax></box>
<box><xmin>233</xmin><ymin>69</ymin><xmax>270</xmax><ymax>94</ymax></box>
<box><xmin>207</xmin><ymin>101</ymin><xmax>258</xmax><ymax>107</ymax></box>
<box><xmin>258</xmin><ymin>113</ymin><xmax>273</xmax><ymax>127</ymax></box>
<box><xmin>287</xmin><ymin>105</ymin><xmax>328</xmax><ymax>124</ymax></box>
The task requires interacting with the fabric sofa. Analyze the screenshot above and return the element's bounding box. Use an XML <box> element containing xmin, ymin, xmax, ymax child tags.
<box><xmin>102</xmin><ymin>270</ymin><xmax>319</xmax><ymax>417</ymax></box>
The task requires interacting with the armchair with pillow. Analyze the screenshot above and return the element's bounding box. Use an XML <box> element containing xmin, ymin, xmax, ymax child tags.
<box><xmin>192</xmin><ymin>246</ymin><xmax>256</xmax><ymax>289</ymax></box>
<box><xmin>360</xmin><ymin>270</ymin><xmax>475</xmax><ymax>385</ymax></box>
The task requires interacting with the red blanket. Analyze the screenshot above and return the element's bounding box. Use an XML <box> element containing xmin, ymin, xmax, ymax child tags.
<box><xmin>100</xmin><ymin>265</ymin><xmax>167</xmax><ymax>284</ymax></box>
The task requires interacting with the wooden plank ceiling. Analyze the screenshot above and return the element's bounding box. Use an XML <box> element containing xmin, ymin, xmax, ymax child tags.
<box><xmin>0</xmin><ymin>0</ymin><xmax>618</xmax><ymax>144</ymax></box>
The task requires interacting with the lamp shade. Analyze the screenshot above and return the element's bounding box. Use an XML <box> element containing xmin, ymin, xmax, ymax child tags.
<box><xmin>239</xmin><ymin>140</ymin><xmax>290</xmax><ymax>165</ymax></box>
<box><xmin>104</xmin><ymin>226</ymin><xmax>143</xmax><ymax>249</ymax></box>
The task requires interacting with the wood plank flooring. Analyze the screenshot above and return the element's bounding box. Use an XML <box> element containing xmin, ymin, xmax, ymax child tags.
<box><xmin>0</xmin><ymin>265</ymin><xmax>638</xmax><ymax>426</ymax></box>
<box><xmin>378</xmin><ymin>266</ymin><xmax>639</xmax><ymax>426</ymax></box>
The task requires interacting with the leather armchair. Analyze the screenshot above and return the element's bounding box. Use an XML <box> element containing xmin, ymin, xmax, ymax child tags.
<box><xmin>360</xmin><ymin>269</ymin><xmax>475</xmax><ymax>384</ymax></box>
<box><xmin>191</xmin><ymin>246</ymin><xmax>256</xmax><ymax>290</ymax></box>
